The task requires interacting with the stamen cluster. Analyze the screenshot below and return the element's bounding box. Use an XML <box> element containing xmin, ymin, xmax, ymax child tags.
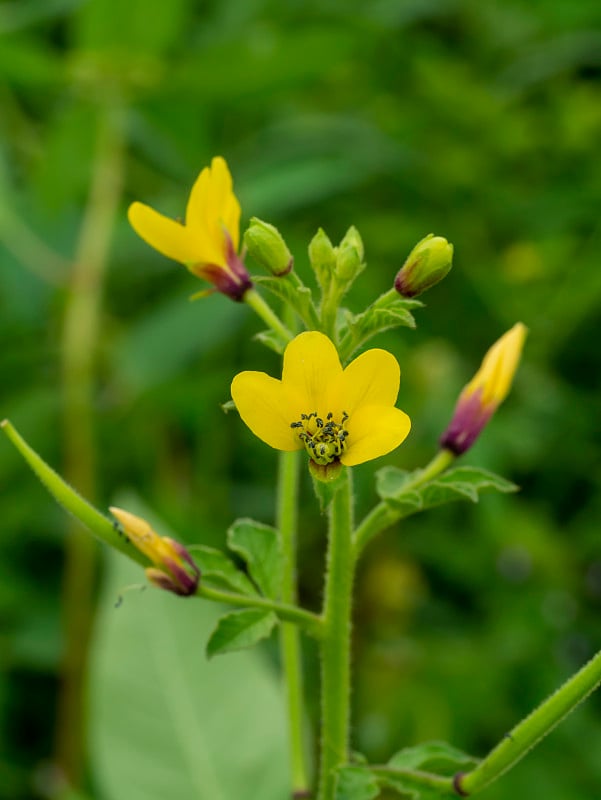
<box><xmin>291</xmin><ymin>411</ymin><xmax>349</xmax><ymax>465</ymax></box>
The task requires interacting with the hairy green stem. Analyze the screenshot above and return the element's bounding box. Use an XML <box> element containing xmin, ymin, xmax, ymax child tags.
<box><xmin>244</xmin><ymin>287</ymin><xmax>293</xmax><ymax>344</ymax></box>
<box><xmin>57</xmin><ymin>102</ymin><xmax>125</xmax><ymax>785</ymax></box>
<box><xmin>197</xmin><ymin>584</ymin><xmax>322</xmax><ymax>639</ymax></box>
<box><xmin>457</xmin><ymin>647</ymin><xmax>601</xmax><ymax>796</ymax></box>
<box><xmin>352</xmin><ymin>449</ymin><xmax>454</xmax><ymax>558</ymax></box>
<box><xmin>318</xmin><ymin>468</ymin><xmax>354</xmax><ymax>800</ymax></box>
<box><xmin>277</xmin><ymin>450</ymin><xmax>312</xmax><ymax>793</ymax></box>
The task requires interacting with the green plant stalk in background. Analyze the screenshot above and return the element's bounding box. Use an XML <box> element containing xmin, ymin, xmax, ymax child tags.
<box><xmin>57</xmin><ymin>100</ymin><xmax>125</xmax><ymax>786</ymax></box>
<box><xmin>277</xmin><ymin>449</ymin><xmax>312</xmax><ymax>794</ymax></box>
<box><xmin>318</xmin><ymin>469</ymin><xmax>354</xmax><ymax>800</ymax></box>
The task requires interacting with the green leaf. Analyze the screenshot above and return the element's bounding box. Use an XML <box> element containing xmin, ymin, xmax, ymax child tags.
<box><xmin>388</xmin><ymin>741</ymin><xmax>479</xmax><ymax>775</ymax></box>
<box><xmin>254</xmin><ymin>274</ymin><xmax>320</xmax><ymax>328</ymax></box>
<box><xmin>188</xmin><ymin>545</ymin><xmax>259</xmax><ymax>597</ymax></box>
<box><xmin>339</xmin><ymin>291</ymin><xmax>422</xmax><ymax>360</ymax></box>
<box><xmin>89</xmin><ymin>547</ymin><xmax>288</xmax><ymax>800</ymax></box>
<box><xmin>227</xmin><ymin>518</ymin><xmax>283</xmax><ymax>599</ymax></box>
<box><xmin>334</xmin><ymin>766</ymin><xmax>380</xmax><ymax>800</ymax></box>
<box><xmin>376</xmin><ymin>465</ymin><xmax>518</xmax><ymax>519</ymax></box>
<box><xmin>206</xmin><ymin>608</ymin><xmax>277</xmax><ymax>658</ymax></box>
<box><xmin>254</xmin><ymin>329</ymin><xmax>286</xmax><ymax>354</ymax></box>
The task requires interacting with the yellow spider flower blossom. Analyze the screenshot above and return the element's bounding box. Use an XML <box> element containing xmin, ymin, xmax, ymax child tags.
<box><xmin>110</xmin><ymin>507</ymin><xmax>200</xmax><ymax>596</ymax></box>
<box><xmin>128</xmin><ymin>156</ymin><xmax>252</xmax><ymax>301</ymax></box>
<box><xmin>231</xmin><ymin>331</ymin><xmax>411</xmax><ymax>467</ymax></box>
<box><xmin>440</xmin><ymin>322</ymin><xmax>527</xmax><ymax>455</ymax></box>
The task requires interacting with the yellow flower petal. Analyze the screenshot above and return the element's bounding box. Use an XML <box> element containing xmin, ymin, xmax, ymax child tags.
<box><xmin>231</xmin><ymin>371</ymin><xmax>303</xmax><ymax>451</ymax></box>
<box><xmin>185</xmin><ymin>156</ymin><xmax>240</xmax><ymax>262</ymax></box>
<box><xmin>128</xmin><ymin>202</ymin><xmax>200</xmax><ymax>264</ymax></box>
<box><xmin>465</xmin><ymin>322</ymin><xmax>527</xmax><ymax>406</ymax></box>
<box><xmin>330</xmin><ymin>348</ymin><xmax>400</xmax><ymax>417</ymax></box>
<box><xmin>341</xmin><ymin>405</ymin><xmax>411</xmax><ymax>466</ymax></box>
<box><xmin>281</xmin><ymin>331</ymin><xmax>343</xmax><ymax>412</ymax></box>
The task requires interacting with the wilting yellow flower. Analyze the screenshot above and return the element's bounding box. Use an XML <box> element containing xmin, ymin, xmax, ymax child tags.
<box><xmin>110</xmin><ymin>507</ymin><xmax>199</xmax><ymax>596</ymax></box>
<box><xmin>128</xmin><ymin>156</ymin><xmax>252</xmax><ymax>301</ymax></box>
<box><xmin>440</xmin><ymin>322</ymin><xmax>527</xmax><ymax>455</ymax></box>
<box><xmin>231</xmin><ymin>331</ymin><xmax>411</xmax><ymax>467</ymax></box>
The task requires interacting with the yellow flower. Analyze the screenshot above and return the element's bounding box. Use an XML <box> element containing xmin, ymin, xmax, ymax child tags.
<box><xmin>440</xmin><ymin>322</ymin><xmax>527</xmax><ymax>454</ymax></box>
<box><xmin>110</xmin><ymin>507</ymin><xmax>200</xmax><ymax>596</ymax></box>
<box><xmin>128</xmin><ymin>156</ymin><xmax>252</xmax><ymax>301</ymax></box>
<box><xmin>231</xmin><ymin>331</ymin><xmax>411</xmax><ymax>467</ymax></box>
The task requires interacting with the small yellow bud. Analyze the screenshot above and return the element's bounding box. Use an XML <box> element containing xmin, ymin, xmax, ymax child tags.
<box><xmin>395</xmin><ymin>233</ymin><xmax>453</xmax><ymax>298</ymax></box>
<box><xmin>243</xmin><ymin>217</ymin><xmax>293</xmax><ymax>276</ymax></box>
<box><xmin>440</xmin><ymin>323</ymin><xmax>527</xmax><ymax>455</ymax></box>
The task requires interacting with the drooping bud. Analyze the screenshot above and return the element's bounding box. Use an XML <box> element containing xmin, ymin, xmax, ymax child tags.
<box><xmin>308</xmin><ymin>228</ymin><xmax>337</xmax><ymax>289</ymax></box>
<box><xmin>335</xmin><ymin>225</ymin><xmax>365</xmax><ymax>284</ymax></box>
<box><xmin>394</xmin><ymin>234</ymin><xmax>453</xmax><ymax>298</ymax></box>
<box><xmin>110</xmin><ymin>507</ymin><xmax>200</xmax><ymax>596</ymax></box>
<box><xmin>243</xmin><ymin>217</ymin><xmax>293</xmax><ymax>276</ymax></box>
<box><xmin>440</xmin><ymin>323</ymin><xmax>527</xmax><ymax>455</ymax></box>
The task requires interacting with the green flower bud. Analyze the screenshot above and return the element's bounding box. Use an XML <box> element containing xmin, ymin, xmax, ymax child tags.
<box><xmin>394</xmin><ymin>234</ymin><xmax>453</xmax><ymax>298</ymax></box>
<box><xmin>335</xmin><ymin>226</ymin><xmax>365</xmax><ymax>283</ymax></box>
<box><xmin>243</xmin><ymin>217</ymin><xmax>293</xmax><ymax>276</ymax></box>
<box><xmin>308</xmin><ymin>228</ymin><xmax>337</xmax><ymax>289</ymax></box>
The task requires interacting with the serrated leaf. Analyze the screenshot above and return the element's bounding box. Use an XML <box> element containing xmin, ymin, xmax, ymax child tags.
<box><xmin>188</xmin><ymin>545</ymin><xmax>259</xmax><ymax>597</ymax></box>
<box><xmin>388</xmin><ymin>741</ymin><xmax>479</xmax><ymax>775</ymax></box>
<box><xmin>376</xmin><ymin>465</ymin><xmax>517</xmax><ymax>520</ymax></box>
<box><xmin>227</xmin><ymin>519</ymin><xmax>283</xmax><ymax>599</ymax></box>
<box><xmin>334</xmin><ymin>766</ymin><xmax>380</xmax><ymax>800</ymax></box>
<box><xmin>339</xmin><ymin>293</ymin><xmax>422</xmax><ymax>360</ymax></box>
<box><xmin>255</xmin><ymin>275</ymin><xmax>320</xmax><ymax>328</ymax></box>
<box><xmin>206</xmin><ymin>608</ymin><xmax>277</xmax><ymax>658</ymax></box>
<box><xmin>254</xmin><ymin>329</ymin><xmax>286</xmax><ymax>354</ymax></box>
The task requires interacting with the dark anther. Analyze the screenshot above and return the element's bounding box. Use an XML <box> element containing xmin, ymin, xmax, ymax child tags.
<box><xmin>290</xmin><ymin>422</ymin><xmax>303</xmax><ymax>428</ymax></box>
<box><xmin>327</xmin><ymin>412</ymin><xmax>333</xmax><ymax>419</ymax></box>
<box><xmin>316</xmin><ymin>417</ymin><xmax>323</xmax><ymax>428</ymax></box>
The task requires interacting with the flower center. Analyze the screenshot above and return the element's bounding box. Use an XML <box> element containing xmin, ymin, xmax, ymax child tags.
<box><xmin>290</xmin><ymin>411</ymin><xmax>349</xmax><ymax>465</ymax></box>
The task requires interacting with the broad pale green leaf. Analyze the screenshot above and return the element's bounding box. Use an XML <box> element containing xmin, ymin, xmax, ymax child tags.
<box><xmin>206</xmin><ymin>608</ymin><xmax>277</xmax><ymax>658</ymax></box>
<box><xmin>334</xmin><ymin>766</ymin><xmax>380</xmax><ymax>800</ymax></box>
<box><xmin>254</xmin><ymin>275</ymin><xmax>320</xmax><ymax>328</ymax></box>
<box><xmin>388</xmin><ymin>741</ymin><xmax>479</xmax><ymax>774</ymax></box>
<box><xmin>227</xmin><ymin>518</ymin><xmax>283</xmax><ymax>599</ymax></box>
<box><xmin>376</xmin><ymin>465</ymin><xmax>518</xmax><ymax>519</ymax></box>
<box><xmin>89</xmin><ymin>549</ymin><xmax>288</xmax><ymax>800</ymax></box>
<box><xmin>188</xmin><ymin>544</ymin><xmax>259</xmax><ymax>597</ymax></box>
<box><xmin>339</xmin><ymin>292</ymin><xmax>422</xmax><ymax>360</ymax></box>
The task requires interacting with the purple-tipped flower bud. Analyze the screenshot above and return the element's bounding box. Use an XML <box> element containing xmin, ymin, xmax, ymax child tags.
<box><xmin>440</xmin><ymin>323</ymin><xmax>527</xmax><ymax>455</ymax></box>
<box><xmin>243</xmin><ymin>217</ymin><xmax>293</xmax><ymax>276</ymax></box>
<box><xmin>110</xmin><ymin>507</ymin><xmax>200</xmax><ymax>596</ymax></box>
<box><xmin>395</xmin><ymin>233</ymin><xmax>453</xmax><ymax>298</ymax></box>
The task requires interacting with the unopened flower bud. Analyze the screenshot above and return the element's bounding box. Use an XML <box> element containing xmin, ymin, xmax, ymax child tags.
<box><xmin>440</xmin><ymin>323</ymin><xmax>527</xmax><ymax>455</ymax></box>
<box><xmin>335</xmin><ymin>226</ymin><xmax>365</xmax><ymax>283</ymax></box>
<box><xmin>243</xmin><ymin>217</ymin><xmax>293</xmax><ymax>276</ymax></box>
<box><xmin>309</xmin><ymin>228</ymin><xmax>337</xmax><ymax>289</ymax></box>
<box><xmin>110</xmin><ymin>507</ymin><xmax>200</xmax><ymax>596</ymax></box>
<box><xmin>395</xmin><ymin>234</ymin><xmax>453</xmax><ymax>298</ymax></box>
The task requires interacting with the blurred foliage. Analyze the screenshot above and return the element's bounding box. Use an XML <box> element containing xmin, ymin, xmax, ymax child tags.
<box><xmin>1</xmin><ymin>0</ymin><xmax>601</xmax><ymax>798</ymax></box>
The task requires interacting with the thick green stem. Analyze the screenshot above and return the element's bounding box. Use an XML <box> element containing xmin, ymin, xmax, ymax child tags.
<box><xmin>197</xmin><ymin>584</ymin><xmax>322</xmax><ymax>639</ymax></box>
<box><xmin>456</xmin><ymin>648</ymin><xmax>601</xmax><ymax>796</ymax></box>
<box><xmin>353</xmin><ymin>449</ymin><xmax>455</xmax><ymax>559</ymax></box>
<box><xmin>318</xmin><ymin>468</ymin><xmax>354</xmax><ymax>800</ymax></box>
<box><xmin>277</xmin><ymin>450</ymin><xmax>312</xmax><ymax>794</ymax></box>
<box><xmin>244</xmin><ymin>287</ymin><xmax>293</xmax><ymax>344</ymax></box>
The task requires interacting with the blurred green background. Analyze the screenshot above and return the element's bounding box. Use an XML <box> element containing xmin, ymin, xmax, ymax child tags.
<box><xmin>2</xmin><ymin>0</ymin><xmax>601</xmax><ymax>798</ymax></box>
